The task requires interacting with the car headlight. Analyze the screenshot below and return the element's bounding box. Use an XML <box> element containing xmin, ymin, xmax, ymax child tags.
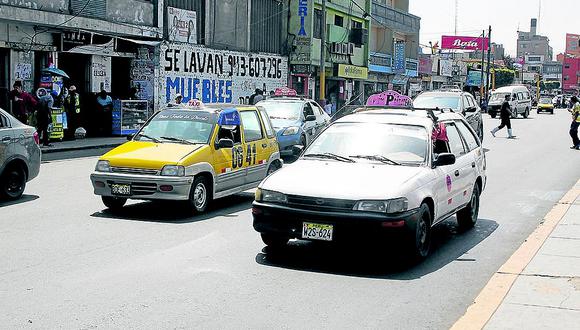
<box><xmin>282</xmin><ymin>126</ymin><xmax>300</xmax><ymax>136</ymax></box>
<box><xmin>353</xmin><ymin>198</ymin><xmax>408</xmax><ymax>214</ymax></box>
<box><xmin>161</xmin><ymin>165</ymin><xmax>185</xmax><ymax>176</ymax></box>
<box><xmin>255</xmin><ymin>188</ymin><xmax>287</xmax><ymax>203</ymax></box>
<box><xmin>95</xmin><ymin>160</ymin><xmax>111</xmax><ymax>172</ymax></box>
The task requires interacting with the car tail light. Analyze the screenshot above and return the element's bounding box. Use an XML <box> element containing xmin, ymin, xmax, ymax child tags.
<box><xmin>381</xmin><ymin>220</ymin><xmax>405</xmax><ymax>228</ymax></box>
<box><xmin>33</xmin><ymin>131</ymin><xmax>40</xmax><ymax>145</ymax></box>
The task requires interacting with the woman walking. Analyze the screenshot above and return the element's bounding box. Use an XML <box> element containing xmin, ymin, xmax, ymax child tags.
<box><xmin>490</xmin><ymin>94</ymin><xmax>516</xmax><ymax>139</ymax></box>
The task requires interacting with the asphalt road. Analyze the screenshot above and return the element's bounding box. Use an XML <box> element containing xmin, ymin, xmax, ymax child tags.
<box><xmin>1</xmin><ymin>109</ymin><xmax>579</xmax><ymax>329</ymax></box>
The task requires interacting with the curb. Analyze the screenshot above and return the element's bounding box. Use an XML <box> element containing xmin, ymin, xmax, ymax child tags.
<box><xmin>450</xmin><ymin>179</ymin><xmax>580</xmax><ymax>330</ymax></box>
<box><xmin>41</xmin><ymin>143</ymin><xmax>123</xmax><ymax>154</ymax></box>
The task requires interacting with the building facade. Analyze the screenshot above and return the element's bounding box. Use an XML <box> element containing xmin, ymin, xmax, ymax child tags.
<box><xmin>517</xmin><ymin>18</ymin><xmax>553</xmax><ymax>61</ymax></box>
<box><xmin>542</xmin><ymin>61</ymin><xmax>563</xmax><ymax>87</ymax></box>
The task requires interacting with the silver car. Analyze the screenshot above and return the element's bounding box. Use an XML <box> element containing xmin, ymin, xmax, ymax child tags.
<box><xmin>0</xmin><ymin>108</ymin><xmax>41</xmax><ymax>200</ymax></box>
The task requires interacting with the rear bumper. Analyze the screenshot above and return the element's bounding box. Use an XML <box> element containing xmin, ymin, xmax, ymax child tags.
<box><xmin>90</xmin><ymin>172</ymin><xmax>194</xmax><ymax>200</ymax></box>
<box><xmin>276</xmin><ymin>133</ymin><xmax>302</xmax><ymax>156</ymax></box>
<box><xmin>252</xmin><ymin>201</ymin><xmax>421</xmax><ymax>241</ymax></box>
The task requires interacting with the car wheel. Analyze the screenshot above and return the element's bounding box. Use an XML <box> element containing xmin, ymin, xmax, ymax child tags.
<box><xmin>102</xmin><ymin>196</ymin><xmax>127</xmax><ymax>210</ymax></box>
<box><xmin>523</xmin><ymin>108</ymin><xmax>529</xmax><ymax>118</ymax></box>
<box><xmin>1</xmin><ymin>165</ymin><xmax>26</xmax><ymax>200</ymax></box>
<box><xmin>189</xmin><ymin>176</ymin><xmax>210</xmax><ymax>213</ymax></box>
<box><xmin>550</xmin><ymin>109</ymin><xmax>554</xmax><ymax>114</ymax></box>
<box><xmin>457</xmin><ymin>184</ymin><xmax>480</xmax><ymax>229</ymax></box>
<box><xmin>407</xmin><ymin>203</ymin><xmax>432</xmax><ymax>260</ymax></box>
<box><xmin>300</xmin><ymin>134</ymin><xmax>307</xmax><ymax>148</ymax></box>
<box><xmin>537</xmin><ymin>109</ymin><xmax>540</xmax><ymax>114</ymax></box>
<box><xmin>490</xmin><ymin>112</ymin><xmax>497</xmax><ymax>119</ymax></box>
<box><xmin>261</xmin><ymin>233</ymin><xmax>289</xmax><ymax>248</ymax></box>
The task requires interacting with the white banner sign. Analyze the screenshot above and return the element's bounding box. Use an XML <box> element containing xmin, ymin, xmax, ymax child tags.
<box><xmin>91</xmin><ymin>55</ymin><xmax>111</xmax><ymax>92</ymax></box>
<box><xmin>161</xmin><ymin>43</ymin><xmax>288</xmax><ymax>105</ymax></box>
<box><xmin>167</xmin><ymin>7</ymin><xmax>197</xmax><ymax>44</ymax></box>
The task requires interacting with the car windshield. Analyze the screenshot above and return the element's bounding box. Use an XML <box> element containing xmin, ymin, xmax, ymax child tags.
<box><xmin>258</xmin><ymin>101</ymin><xmax>302</xmax><ymax>121</ymax></box>
<box><xmin>304</xmin><ymin>122</ymin><xmax>428</xmax><ymax>165</ymax></box>
<box><xmin>539</xmin><ymin>97</ymin><xmax>552</xmax><ymax>104</ymax></box>
<box><xmin>413</xmin><ymin>95</ymin><xmax>460</xmax><ymax>110</ymax></box>
<box><xmin>136</xmin><ymin>110</ymin><xmax>215</xmax><ymax>144</ymax></box>
<box><xmin>490</xmin><ymin>92</ymin><xmax>511</xmax><ymax>101</ymax></box>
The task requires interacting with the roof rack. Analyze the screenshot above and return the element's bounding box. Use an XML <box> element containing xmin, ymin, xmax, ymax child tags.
<box><xmin>266</xmin><ymin>94</ymin><xmax>307</xmax><ymax>100</ymax></box>
<box><xmin>353</xmin><ymin>105</ymin><xmax>456</xmax><ymax>123</ymax></box>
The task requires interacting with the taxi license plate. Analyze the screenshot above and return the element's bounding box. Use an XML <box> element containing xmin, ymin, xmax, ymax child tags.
<box><xmin>111</xmin><ymin>184</ymin><xmax>131</xmax><ymax>196</ymax></box>
<box><xmin>302</xmin><ymin>222</ymin><xmax>333</xmax><ymax>241</ymax></box>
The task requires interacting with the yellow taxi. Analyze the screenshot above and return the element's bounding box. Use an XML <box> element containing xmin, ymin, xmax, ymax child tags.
<box><xmin>537</xmin><ymin>96</ymin><xmax>555</xmax><ymax>114</ymax></box>
<box><xmin>90</xmin><ymin>104</ymin><xmax>281</xmax><ymax>213</ymax></box>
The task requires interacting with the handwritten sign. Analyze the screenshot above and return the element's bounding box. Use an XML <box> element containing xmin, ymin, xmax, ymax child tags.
<box><xmin>366</xmin><ymin>90</ymin><xmax>412</xmax><ymax>107</ymax></box>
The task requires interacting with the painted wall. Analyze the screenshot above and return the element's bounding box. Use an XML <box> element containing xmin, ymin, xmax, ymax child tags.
<box><xmin>562</xmin><ymin>57</ymin><xmax>580</xmax><ymax>92</ymax></box>
<box><xmin>107</xmin><ymin>0</ymin><xmax>154</xmax><ymax>26</ymax></box>
<box><xmin>159</xmin><ymin>42</ymin><xmax>288</xmax><ymax>106</ymax></box>
<box><xmin>0</xmin><ymin>0</ymin><xmax>67</xmax><ymax>12</ymax></box>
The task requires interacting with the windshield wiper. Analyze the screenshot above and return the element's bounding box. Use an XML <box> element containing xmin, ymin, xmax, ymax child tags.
<box><xmin>160</xmin><ymin>136</ymin><xmax>195</xmax><ymax>145</ymax></box>
<box><xmin>349</xmin><ymin>155</ymin><xmax>401</xmax><ymax>165</ymax></box>
<box><xmin>303</xmin><ymin>153</ymin><xmax>355</xmax><ymax>163</ymax></box>
<box><xmin>136</xmin><ymin>133</ymin><xmax>161</xmax><ymax>143</ymax></box>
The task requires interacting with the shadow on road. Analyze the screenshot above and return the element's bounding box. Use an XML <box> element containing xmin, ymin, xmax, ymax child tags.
<box><xmin>90</xmin><ymin>192</ymin><xmax>254</xmax><ymax>224</ymax></box>
<box><xmin>0</xmin><ymin>194</ymin><xmax>39</xmax><ymax>208</ymax></box>
<box><xmin>255</xmin><ymin>218</ymin><xmax>498</xmax><ymax>280</ymax></box>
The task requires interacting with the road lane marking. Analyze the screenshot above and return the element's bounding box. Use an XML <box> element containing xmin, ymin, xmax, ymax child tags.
<box><xmin>450</xmin><ymin>179</ymin><xmax>580</xmax><ymax>330</ymax></box>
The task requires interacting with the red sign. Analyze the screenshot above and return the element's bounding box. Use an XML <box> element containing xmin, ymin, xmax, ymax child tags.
<box><xmin>274</xmin><ymin>87</ymin><xmax>297</xmax><ymax>96</ymax></box>
<box><xmin>565</xmin><ymin>33</ymin><xmax>580</xmax><ymax>57</ymax></box>
<box><xmin>441</xmin><ymin>35</ymin><xmax>489</xmax><ymax>51</ymax></box>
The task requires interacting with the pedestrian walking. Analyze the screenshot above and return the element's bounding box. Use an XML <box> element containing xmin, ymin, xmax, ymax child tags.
<box><xmin>324</xmin><ymin>99</ymin><xmax>333</xmax><ymax>115</ymax></box>
<box><xmin>568</xmin><ymin>95</ymin><xmax>580</xmax><ymax>150</ymax></box>
<box><xmin>64</xmin><ymin>85</ymin><xmax>81</xmax><ymax>140</ymax></box>
<box><xmin>253</xmin><ymin>89</ymin><xmax>264</xmax><ymax>104</ymax></box>
<box><xmin>36</xmin><ymin>88</ymin><xmax>53</xmax><ymax>146</ymax></box>
<box><xmin>490</xmin><ymin>94</ymin><xmax>516</xmax><ymax>139</ymax></box>
<box><xmin>8</xmin><ymin>81</ymin><xmax>37</xmax><ymax>125</ymax></box>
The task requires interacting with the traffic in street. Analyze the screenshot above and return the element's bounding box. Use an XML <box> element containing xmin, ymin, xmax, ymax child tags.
<box><xmin>1</xmin><ymin>109</ymin><xmax>578</xmax><ymax>329</ymax></box>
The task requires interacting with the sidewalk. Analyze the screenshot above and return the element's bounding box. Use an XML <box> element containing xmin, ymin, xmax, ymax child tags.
<box><xmin>452</xmin><ymin>180</ymin><xmax>580</xmax><ymax>330</ymax></box>
<box><xmin>485</xmin><ymin>191</ymin><xmax>580</xmax><ymax>329</ymax></box>
<box><xmin>40</xmin><ymin>137</ymin><xmax>126</xmax><ymax>154</ymax></box>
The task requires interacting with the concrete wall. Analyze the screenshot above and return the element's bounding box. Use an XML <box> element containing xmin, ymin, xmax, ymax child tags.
<box><xmin>206</xmin><ymin>0</ymin><xmax>249</xmax><ymax>51</ymax></box>
<box><xmin>0</xmin><ymin>0</ymin><xmax>67</xmax><ymax>13</ymax></box>
<box><xmin>107</xmin><ymin>0</ymin><xmax>154</xmax><ymax>27</ymax></box>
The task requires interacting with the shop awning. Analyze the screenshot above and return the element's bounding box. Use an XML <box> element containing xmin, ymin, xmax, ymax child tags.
<box><xmin>392</xmin><ymin>75</ymin><xmax>410</xmax><ymax>85</ymax></box>
<box><xmin>116</xmin><ymin>36</ymin><xmax>161</xmax><ymax>47</ymax></box>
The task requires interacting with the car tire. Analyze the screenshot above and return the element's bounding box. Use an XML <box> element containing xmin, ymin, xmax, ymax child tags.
<box><xmin>0</xmin><ymin>165</ymin><xmax>26</xmax><ymax>200</ymax></box>
<box><xmin>102</xmin><ymin>196</ymin><xmax>127</xmax><ymax>210</ymax></box>
<box><xmin>537</xmin><ymin>109</ymin><xmax>540</xmax><ymax>114</ymax></box>
<box><xmin>261</xmin><ymin>233</ymin><xmax>289</xmax><ymax>248</ymax></box>
<box><xmin>189</xmin><ymin>176</ymin><xmax>211</xmax><ymax>214</ymax></box>
<box><xmin>550</xmin><ymin>110</ymin><xmax>554</xmax><ymax>114</ymax></box>
<box><xmin>300</xmin><ymin>134</ymin><xmax>307</xmax><ymax>148</ymax></box>
<box><xmin>457</xmin><ymin>184</ymin><xmax>480</xmax><ymax>229</ymax></box>
<box><xmin>490</xmin><ymin>112</ymin><xmax>497</xmax><ymax>119</ymax></box>
<box><xmin>407</xmin><ymin>203</ymin><xmax>432</xmax><ymax>260</ymax></box>
<box><xmin>523</xmin><ymin>108</ymin><xmax>529</xmax><ymax>118</ymax></box>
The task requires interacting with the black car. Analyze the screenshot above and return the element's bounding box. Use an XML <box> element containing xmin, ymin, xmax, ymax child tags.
<box><xmin>413</xmin><ymin>90</ymin><xmax>484</xmax><ymax>141</ymax></box>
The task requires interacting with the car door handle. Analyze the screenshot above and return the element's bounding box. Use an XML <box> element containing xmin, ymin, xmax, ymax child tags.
<box><xmin>1</xmin><ymin>136</ymin><xmax>11</xmax><ymax>143</ymax></box>
<box><xmin>472</xmin><ymin>162</ymin><xmax>476</xmax><ymax>168</ymax></box>
<box><xmin>454</xmin><ymin>170</ymin><xmax>460</xmax><ymax>177</ymax></box>
<box><xmin>261</xmin><ymin>143</ymin><xmax>267</xmax><ymax>148</ymax></box>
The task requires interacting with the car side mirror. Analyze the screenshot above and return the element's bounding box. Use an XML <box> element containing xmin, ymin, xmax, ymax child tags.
<box><xmin>465</xmin><ymin>106</ymin><xmax>477</xmax><ymax>113</ymax></box>
<box><xmin>433</xmin><ymin>153</ymin><xmax>456</xmax><ymax>167</ymax></box>
<box><xmin>292</xmin><ymin>144</ymin><xmax>305</xmax><ymax>156</ymax></box>
<box><xmin>305</xmin><ymin>115</ymin><xmax>316</xmax><ymax>122</ymax></box>
<box><xmin>216</xmin><ymin>138</ymin><xmax>234</xmax><ymax>149</ymax></box>
<box><xmin>127</xmin><ymin>133</ymin><xmax>135</xmax><ymax>141</ymax></box>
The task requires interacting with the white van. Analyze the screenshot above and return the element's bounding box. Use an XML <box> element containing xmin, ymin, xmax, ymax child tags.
<box><xmin>488</xmin><ymin>85</ymin><xmax>532</xmax><ymax>119</ymax></box>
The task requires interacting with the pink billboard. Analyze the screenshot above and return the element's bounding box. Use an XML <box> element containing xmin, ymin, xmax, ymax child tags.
<box><xmin>441</xmin><ymin>35</ymin><xmax>489</xmax><ymax>51</ymax></box>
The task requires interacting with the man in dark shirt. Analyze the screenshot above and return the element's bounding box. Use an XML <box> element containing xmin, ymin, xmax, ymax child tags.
<box><xmin>490</xmin><ymin>94</ymin><xmax>516</xmax><ymax>139</ymax></box>
<box><xmin>9</xmin><ymin>81</ymin><xmax>37</xmax><ymax>125</ymax></box>
<box><xmin>36</xmin><ymin>88</ymin><xmax>54</xmax><ymax>146</ymax></box>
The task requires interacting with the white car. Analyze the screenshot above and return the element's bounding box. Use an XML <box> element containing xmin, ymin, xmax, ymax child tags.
<box><xmin>0</xmin><ymin>108</ymin><xmax>41</xmax><ymax>200</ymax></box>
<box><xmin>488</xmin><ymin>85</ymin><xmax>532</xmax><ymax>119</ymax></box>
<box><xmin>252</xmin><ymin>107</ymin><xmax>487</xmax><ymax>259</ymax></box>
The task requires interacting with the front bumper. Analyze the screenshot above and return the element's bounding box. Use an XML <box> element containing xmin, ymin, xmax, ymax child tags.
<box><xmin>252</xmin><ymin>201</ymin><xmax>421</xmax><ymax>241</ymax></box>
<box><xmin>90</xmin><ymin>172</ymin><xmax>194</xmax><ymax>200</ymax></box>
<box><xmin>276</xmin><ymin>133</ymin><xmax>302</xmax><ymax>156</ymax></box>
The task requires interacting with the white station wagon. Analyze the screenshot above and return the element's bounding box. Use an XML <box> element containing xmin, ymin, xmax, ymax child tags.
<box><xmin>252</xmin><ymin>107</ymin><xmax>487</xmax><ymax>259</ymax></box>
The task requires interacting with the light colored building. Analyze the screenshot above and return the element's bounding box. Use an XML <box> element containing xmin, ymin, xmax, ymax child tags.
<box><xmin>517</xmin><ymin>18</ymin><xmax>553</xmax><ymax>61</ymax></box>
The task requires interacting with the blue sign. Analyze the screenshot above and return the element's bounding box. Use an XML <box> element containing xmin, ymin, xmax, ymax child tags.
<box><xmin>298</xmin><ymin>0</ymin><xmax>308</xmax><ymax>36</ymax></box>
<box><xmin>218</xmin><ymin>108</ymin><xmax>241</xmax><ymax>126</ymax></box>
<box><xmin>393</xmin><ymin>42</ymin><xmax>406</xmax><ymax>74</ymax></box>
<box><xmin>466</xmin><ymin>70</ymin><xmax>485</xmax><ymax>87</ymax></box>
<box><xmin>166</xmin><ymin>77</ymin><xmax>233</xmax><ymax>104</ymax></box>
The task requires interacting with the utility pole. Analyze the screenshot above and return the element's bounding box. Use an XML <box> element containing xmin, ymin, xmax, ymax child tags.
<box><xmin>319</xmin><ymin>0</ymin><xmax>327</xmax><ymax>105</ymax></box>
<box><xmin>485</xmin><ymin>25</ymin><xmax>492</xmax><ymax>101</ymax></box>
<box><xmin>480</xmin><ymin>30</ymin><xmax>485</xmax><ymax>96</ymax></box>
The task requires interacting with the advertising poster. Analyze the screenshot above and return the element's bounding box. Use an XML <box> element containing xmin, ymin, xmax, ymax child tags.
<box><xmin>160</xmin><ymin>43</ymin><xmax>288</xmax><ymax>106</ymax></box>
<box><xmin>167</xmin><ymin>7</ymin><xmax>197</xmax><ymax>44</ymax></box>
<box><xmin>441</xmin><ymin>35</ymin><xmax>489</xmax><ymax>51</ymax></box>
<box><xmin>393</xmin><ymin>42</ymin><xmax>406</xmax><ymax>74</ymax></box>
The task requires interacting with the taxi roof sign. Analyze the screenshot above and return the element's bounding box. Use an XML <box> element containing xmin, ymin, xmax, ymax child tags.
<box><xmin>218</xmin><ymin>108</ymin><xmax>241</xmax><ymax>126</ymax></box>
<box><xmin>366</xmin><ymin>90</ymin><xmax>413</xmax><ymax>107</ymax></box>
<box><xmin>274</xmin><ymin>87</ymin><xmax>297</xmax><ymax>97</ymax></box>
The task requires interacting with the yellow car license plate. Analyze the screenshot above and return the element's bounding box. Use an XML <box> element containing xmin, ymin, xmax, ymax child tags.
<box><xmin>302</xmin><ymin>222</ymin><xmax>333</xmax><ymax>241</ymax></box>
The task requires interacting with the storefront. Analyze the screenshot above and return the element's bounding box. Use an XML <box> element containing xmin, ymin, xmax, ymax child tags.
<box><xmin>334</xmin><ymin>64</ymin><xmax>368</xmax><ymax>104</ymax></box>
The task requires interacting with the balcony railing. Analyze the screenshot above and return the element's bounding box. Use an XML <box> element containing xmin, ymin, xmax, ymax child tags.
<box><xmin>371</xmin><ymin>1</ymin><xmax>420</xmax><ymax>35</ymax></box>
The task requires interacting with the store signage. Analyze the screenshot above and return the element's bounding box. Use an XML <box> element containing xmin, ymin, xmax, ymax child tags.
<box><xmin>297</xmin><ymin>0</ymin><xmax>308</xmax><ymax>36</ymax></box>
<box><xmin>167</xmin><ymin>7</ymin><xmax>197</xmax><ymax>44</ymax></box>
<box><xmin>292</xmin><ymin>64</ymin><xmax>311</xmax><ymax>74</ymax></box>
<box><xmin>61</xmin><ymin>31</ymin><xmax>91</xmax><ymax>51</ymax></box>
<box><xmin>418</xmin><ymin>55</ymin><xmax>432</xmax><ymax>74</ymax></box>
<box><xmin>393</xmin><ymin>42</ymin><xmax>406</xmax><ymax>74</ymax></box>
<box><xmin>161</xmin><ymin>43</ymin><xmax>288</xmax><ymax>105</ymax></box>
<box><xmin>336</xmin><ymin>64</ymin><xmax>368</xmax><ymax>80</ymax></box>
<box><xmin>441</xmin><ymin>35</ymin><xmax>489</xmax><ymax>51</ymax></box>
